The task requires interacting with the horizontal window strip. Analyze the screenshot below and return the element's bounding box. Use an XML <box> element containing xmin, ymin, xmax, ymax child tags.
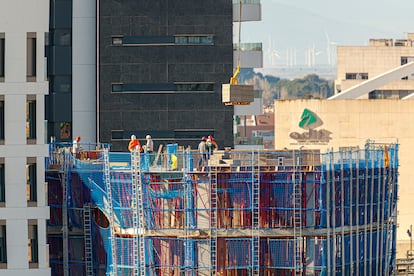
<box><xmin>112</xmin><ymin>83</ymin><xmax>215</xmax><ymax>93</ymax></box>
<box><xmin>112</xmin><ymin>35</ymin><xmax>214</xmax><ymax>46</ymax></box>
<box><xmin>111</xmin><ymin>130</ymin><xmax>214</xmax><ymax>140</ymax></box>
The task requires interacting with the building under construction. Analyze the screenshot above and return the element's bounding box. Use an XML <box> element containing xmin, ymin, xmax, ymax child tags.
<box><xmin>46</xmin><ymin>141</ymin><xmax>399</xmax><ymax>275</ymax></box>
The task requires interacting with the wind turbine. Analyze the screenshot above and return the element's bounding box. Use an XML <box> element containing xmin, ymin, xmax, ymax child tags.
<box><xmin>265</xmin><ymin>37</ymin><xmax>280</xmax><ymax>67</ymax></box>
<box><xmin>305</xmin><ymin>43</ymin><xmax>323</xmax><ymax>68</ymax></box>
<box><xmin>325</xmin><ymin>31</ymin><xmax>337</xmax><ymax>67</ymax></box>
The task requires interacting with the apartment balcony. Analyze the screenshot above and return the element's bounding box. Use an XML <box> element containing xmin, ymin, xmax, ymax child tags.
<box><xmin>233</xmin><ymin>43</ymin><xmax>263</xmax><ymax>68</ymax></box>
<box><xmin>233</xmin><ymin>0</ymin><xmax>261</xmax><ymax>22</ymax></box>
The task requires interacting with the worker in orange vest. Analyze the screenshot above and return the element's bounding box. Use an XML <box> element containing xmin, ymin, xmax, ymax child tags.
<box><xmin>206</xmin><ymin>135</ymin><xmax>218</xmax><ymax>157</ymax></box>
<box><xmin>128</xmin><ymin>135</ymin><xmax>141</xmax><ymax>152</ymax></box>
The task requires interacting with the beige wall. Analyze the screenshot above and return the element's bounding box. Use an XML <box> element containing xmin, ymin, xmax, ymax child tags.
<box><xmin>274</xmin><ymin>99</ymin><xmax>414</xmax><ymax>258</ymax></box>
<box><xmin>335</xmin><ymin>46</ymin><xmax>414</xmax><ymax>94</ymax></box>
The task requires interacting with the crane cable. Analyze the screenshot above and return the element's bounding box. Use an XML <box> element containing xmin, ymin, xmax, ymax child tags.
<box><xmin>230</xmin><ymin>0</ymin><xmax>242</xmax><ymax>85</ymax></box>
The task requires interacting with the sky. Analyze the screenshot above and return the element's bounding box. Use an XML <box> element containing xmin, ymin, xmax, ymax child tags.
<box><xmin>241</xmin><ymin>0</ymin><xmax>414</xmax><ymax>68</ymax></box>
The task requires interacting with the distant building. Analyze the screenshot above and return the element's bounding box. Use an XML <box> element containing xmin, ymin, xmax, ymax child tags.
<box><xmin>274</xmin><ymin>33</ymin><xmax>414</xmax><ymax>258</ymax></box>
<box><xmin>0</xmin><ymin>1</ymin><xmax>50</xmax><ymax>274</ymax></box>
<box><xmin>334</xmin><ymin>33</ymin><xmax>414</xmax><ymax>98</ymax></box>
<box><xmin>235</xmin><ymin>114</ymin><xmax>274</xmax><ymax>149</ymax></box>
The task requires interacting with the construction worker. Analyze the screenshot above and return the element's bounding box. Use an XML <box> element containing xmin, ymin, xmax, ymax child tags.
<box><xmin>198</xmin><ymin>136</ymin><xmax>207</xmax><ymax>170</ymax></box>
<box><xmin>128</xmin><ymin>135</ymin><xmax>141</xmax><ymax>152</ymax></box>
<box><xmin>206</xmin><ymin>135</ymin><xmax>218</xmax><ymax>157</ymax></box>
<box><xmin>145</xmin><ymin>134</ymin><xmax>154</xmax><ymax>153</ymax></box>
<box><xmin>145</xmin><ymin>134</ymin><xmax>155</xmax><ymax>166</ymax></box>
<box><xmin>72</xmin><ymin>136</ymin><xmax>81</xmax><ymax>158</ymax></box>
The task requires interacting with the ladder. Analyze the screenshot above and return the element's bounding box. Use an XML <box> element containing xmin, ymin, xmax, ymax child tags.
<box><xmin>103</xmin><ymin>148</ymin><xmax>118</xmax><ymax>276</ymax></box>
<box><xmin>292</xmin><ymin>155</ymin><xmax>303</xmax><ymax>275</ymax></box>
<box><xmin>210</xmin><ymin>171</ymin><xmax>218</xmax><ymax>274</ymax></box>
<box><xmin>251</xmin><ymin>151</ymin><xmax>260</xmax><ymax>276</ymax></box>
<box><xmin>131</xmin><ymin>150</ymin><xmax>146</xmax><ymax>276</ymax></box>
<box><xmin>62</xmin><ymin>150</ymin><xmax>70</xmax><ymax>276</ymax></box>
<box><xmin>83</xmin><ymin>204</ymin><xmax>93</xmax><ymax>276</ymax></box>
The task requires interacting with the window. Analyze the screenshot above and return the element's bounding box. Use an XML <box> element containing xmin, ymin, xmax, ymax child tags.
<box><xmin>0</xmin><ymin>163</ymin><xmax>4</xmax><ymax>205</ymax></box>
<box><xmin>174</xmin><ymin>35</ymin><xmax>214</xmax><ymax>45</ymax></box>
<box><xmin>112</xmin><ymin>36</ymin><xmax>174</xmax><ymax>46</ymax></box>
<box><xmin>50</xmin><ymin>29</ymin><xmax>71</xmax><ymax>46</ymax></box>
<box><xmin>111</xmin><ymin>82</ymin><xmax>214</xmax><ymax>93</ymax></box>
<box><xmin>50</xmin><ymin>76</ymin><xmax>71</xmax><ymax>93</ymax></box>
<box><xmin>26</xmin><ymin>32</ymin><xmax>36</xmax><ymax>81</ymax></box>
<box><xmin>28</xmin><ymin>221</ymin><xmax>38</xmax><ymax>267</ymax></box>
<box><xmin>0</xmin><ymin>98</ymin><xmax>4</xmax><ymax>141</ymax></box>
<box><xmin>0</xmin><ymin>223</ymin><xmax>6</xmax><ymax>267</ymax></box>
<box><xmin>175</xmin><ymin>82</ymin><xmax>214</xmax><ymax>92</ymax></box>
<box><xmin>111</xmin><ymin>130</ymin><xmax>124</xmax><ymax>140</ymax></box>
<box><xmin>112</xmin><ymin>36</ymin><xmax>123</xmax><ymax>45</ymax></box>
<box><xmin>401</xmin><ymin>57</ymin><xmax>414</xmax><ymax>80</ymax></box>
<box><xmin>0</xmin><ymin>33</ymin><xmax>4</xmax><ymax>81</ymax></box>
<box><xmin>26</xmin><ymin>96</ymin><xmax>36</xmax><ymax>142</ymax></box>
<box><xmin>111</xmin><ymin>35</ymin><xmax>214</xmax><ymax>46</ymax></box>
<box><xmin>26</xmin><ymin>158</ymin><xmax>37</xmax><ymax>205</ymax></box>
<box><xmin>345</xmin><ymin>73</ymin><xmax>368</xmax><ymax>80</ymax></box>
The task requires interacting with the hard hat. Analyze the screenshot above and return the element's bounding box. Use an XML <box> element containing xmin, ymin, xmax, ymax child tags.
<box><xmin>131</xmin><ymin>135</ymin><xmax>136</xmax><ymax>140</ymax></box>
<box><xmin>76</xmin><ymin>136</ymin><xmax>81</xmax><ymax>141</ymax></box>
<box><xmin>146</xmin><ymin>135</ymin><xmax>151</xmax><ymax>139</ymax></box>
<box><xmin>202</xmin><ymin>136</ymin><xmax>207</xmax><ymax>141</ymax></box>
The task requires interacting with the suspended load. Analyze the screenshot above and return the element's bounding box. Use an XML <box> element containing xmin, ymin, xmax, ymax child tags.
<box><xmin>222</xmin><ymin>65</ymin><xmax>254</xmax><ymax>105</ymax></box>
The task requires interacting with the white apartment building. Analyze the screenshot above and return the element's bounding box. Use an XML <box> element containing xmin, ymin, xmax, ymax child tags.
<box><xmin>0</xmin><ymin>1</ymin><xmax>50</xmax><ymax>275</ymax></box>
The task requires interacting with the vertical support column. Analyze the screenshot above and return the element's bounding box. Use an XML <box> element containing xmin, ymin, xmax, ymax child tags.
<box><xmin>348</xmin><ymin>149</ymin><xmax>354</xmax><ymax>274</ymax></box>
<box><xmin>356</xmin><ymin>150</ymin><xmax>360</xmax><ymax>275</ymax></box>
<box><xmin>209</xmin><ymin>171</ymin><xmax>218</xmax><ymax>275</ymax></box>
<box><xmin>251</xmin><ymin>151</ymin><xmax>260</xmax><ymax>276</ymax></box>
<box><xmin>103</xmin><ymin>148</ymin><xmax>117</xmax><ymax>276</ymax></box>
<box><xmin>292</xmin><ymin>150</ymin><xmax>304</xmax><ymax>275</ymax></box>
<box><xmin>340</xmin><ymin>150</ymin><xmax>345</xmax><ymax>275</ymax></box>
<box><xmin>83</xmin><ymin>204</ymin><xmax>93</xmax><ymax>276</ymax></box>
<box><xmin>62</xmin><ymin>151</ymin><xmax>70</xmax><ymax>276</ymax></box>
<box><xmin>184</xmin><ymin>166</ymin><xmax>196</xmax><ymax>275</ymax></box>
<box><xmin>196</xmin><ymin>175</ymin><xmax>210</xmax><ymax>276</ymax></box>
<box><xmin>363</xmin><ymin>145</ymin><xmax>369</xmax><ymax>276</ymax></box>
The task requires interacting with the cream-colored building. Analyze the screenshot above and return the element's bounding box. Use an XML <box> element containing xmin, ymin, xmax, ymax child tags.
<box><xmin>274</xmin><ymin>98</ymin><xmax>414</xmax><ymax>259</ymax></box>
<box><xmin>274</xmin><ymin>33</ymin><xmax>414</xmax><ymax>258</ymax></box>
<box><xmin>334</xmin><ymin>33</ymin><xmax>414</xmax><ymax>99</ymax></box>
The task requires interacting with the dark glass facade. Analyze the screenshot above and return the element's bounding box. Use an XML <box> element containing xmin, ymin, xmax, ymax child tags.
<box><xmin>99</xmin><ymin>0</ymin><xmax>234</xmax><ymax>151</ymax></box>
<box><xmin>46</xmin><ymin>0</ymin><xmax>73</xmax><ymax>142</ymax></box>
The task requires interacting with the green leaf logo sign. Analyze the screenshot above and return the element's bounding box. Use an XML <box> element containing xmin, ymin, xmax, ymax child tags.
<box><xmin>298</xmin><ymin>108</ymin><xmax>322</xmax><ymax>130</ymax></box>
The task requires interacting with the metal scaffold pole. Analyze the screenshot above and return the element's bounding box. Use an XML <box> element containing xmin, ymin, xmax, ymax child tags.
<box><xmin>293</xmin><ymin>150</ymin><xmax>303</xmax><ymax>275</ymax></box>
<box><xmin>131</xmin><ymin>149</ymin><xmax>146</xmax><ymax>276</ymax></box>
<box><xmin>103</xmin><ymin>147</ymin><xmax>118</xmax><ymax>276</ymax></box>
<box><xmin>183</xmin><ymin>151</ymin><xmax>195</xmax><ymax>276</ymax></box>
<box><xmin>83</xmin><ymin>204</ymin><xmax>93</xmax><ymax>276</ymax></box>
<box><xmin>62</xmin><ymin>150</ymin><xmax>70</xmax><ymax>276</ymax></box>
<box><xmin>251</xmin><ymin>151</ymin><xmax>260</xmax><ymax>276</ymax></box>
<box><xmin>209</xmin><ymin>168</ymin><xmax>218</xmax><ymax>275</ymax></box>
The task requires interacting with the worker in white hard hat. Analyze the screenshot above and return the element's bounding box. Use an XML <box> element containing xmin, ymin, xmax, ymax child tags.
<box><xmin>128</xmin><ymin>135</ymin><xmax>141</xmax><ymax>152</ymax></box>
<box><xmin>145</xmin><ymin>134</ymin><xmax>154</xmax><ymax>153</ymax></box>
<box><xmin>145</xmin><ymin>134</ymin><xmax>154</xmax><ymax>166</ymax></box>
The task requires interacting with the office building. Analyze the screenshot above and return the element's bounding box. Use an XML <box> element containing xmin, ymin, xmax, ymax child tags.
<box><xmin>0</xmin><ymin>1</ymin><xmax>50</xmax><ymax>274</ymax></box>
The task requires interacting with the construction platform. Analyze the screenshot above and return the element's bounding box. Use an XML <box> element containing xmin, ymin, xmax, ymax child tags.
<box><xmin>46</xmin><ymin>141</ymin><xmax>399</xmax><ymax>276</ymax></box>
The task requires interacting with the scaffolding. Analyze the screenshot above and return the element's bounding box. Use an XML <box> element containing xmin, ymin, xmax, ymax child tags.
<box><xmin>46</xmin><ymin>141</ymin><xmax>399</xmax><ymax>275</ymax></box>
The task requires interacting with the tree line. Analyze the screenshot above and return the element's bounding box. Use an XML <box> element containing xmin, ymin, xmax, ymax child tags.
<box><xmin>239</xmin><ymin>69</ymin><xmax>335</xmax><ymax>105</ymax></box>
